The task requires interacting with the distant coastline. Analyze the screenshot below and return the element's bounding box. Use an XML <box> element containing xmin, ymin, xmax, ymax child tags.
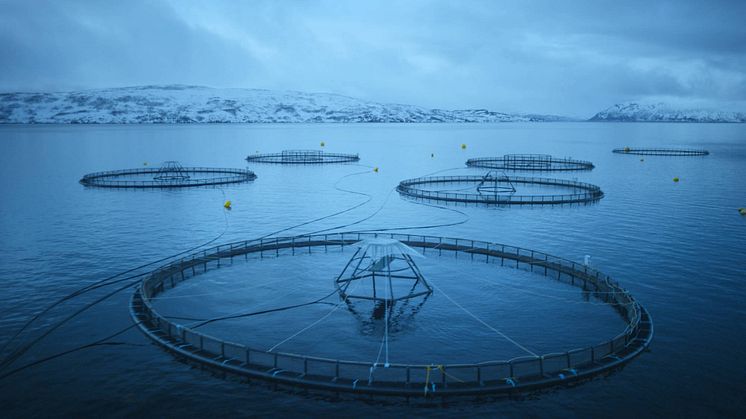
<box><xmin>1</xmin><ymin>85</ymin><xmax>743</xmax><ymax>124</ymax></box>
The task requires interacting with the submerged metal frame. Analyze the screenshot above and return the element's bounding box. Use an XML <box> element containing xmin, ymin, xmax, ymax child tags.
<box><xmin>130</xmin><ymin>232</ymin><xmax>652</xmax><ymax>398</ymax></box>
<box><xmin>153</xmin><ymin>161</ymin><xmax>191</xmax><ymax>181</ymax></box>
<box><xmin>334</xmin><ymin>247</ymin><xmax>432</xmax><ymax>303</ymax></box>
<box><xmin>476</xmin><ymin>171</ymin><xmax>517</xmax><ymax>197</ymax></box>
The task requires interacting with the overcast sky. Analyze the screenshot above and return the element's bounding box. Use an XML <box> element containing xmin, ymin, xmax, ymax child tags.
<box><xmin>1</xmin><ymin>0</ymin><xmax>744</xmax><ymax>117</ymax></box>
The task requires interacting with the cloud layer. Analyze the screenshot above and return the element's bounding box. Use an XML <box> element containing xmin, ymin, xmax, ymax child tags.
<box><xmin>1</xmin><ymin>0</ymin><xmax>744</xmax><ymax>117</ymax></box>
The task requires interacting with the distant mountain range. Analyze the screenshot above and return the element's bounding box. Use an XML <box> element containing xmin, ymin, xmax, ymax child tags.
<box><xmin>1</xmin><ymin>86</ymin><xmax>743</xmax><ymax>123</ymax></box>
<box><xmin>0</xmin><ymin>85</ymin><xmax>573</xmax><ymax>124</ymax></box>
<box><xmin>589</xmin><ymin>102</ymin><xmax>746</xmax><ymax>123</ymax></box>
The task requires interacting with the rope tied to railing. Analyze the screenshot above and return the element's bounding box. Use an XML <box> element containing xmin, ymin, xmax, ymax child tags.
<box><xmin>437</xmin><ymin>364</ymin><xmax>465</xmax><ymax>383</ymax></box>
<box><xmin>424</xmin><ymin>365</ymin><xmax>433</xmax><ymax>396</ymax></box>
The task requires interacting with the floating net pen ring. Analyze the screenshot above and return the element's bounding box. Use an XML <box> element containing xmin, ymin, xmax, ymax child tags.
<box><xmin>396</xmin><ymin>175</ymin><xmax>604</xmax><ymax>205</ymax></box>
<box><xmin>467</xmin><ymin>155</ymin><xmax>595</xmax><ymax>171</ymax></box>
<box><xmin>80</xmin><ymin>162</ymin><xmax>256</xmax><ymax>188</ymax></box>
<box><xmin>612</xmin><ymin>147</ymin><xmax>709</xmax><ymax>156</ymax></box>
<box><xmin>130</xmin><ymin>232</ymin><xmax>652</xmax><ymax>397</ymax></box>
<box><xmin>246</xmin><ymin>150</ymin><xmax>360</xmax><ymax>164</ymax></box>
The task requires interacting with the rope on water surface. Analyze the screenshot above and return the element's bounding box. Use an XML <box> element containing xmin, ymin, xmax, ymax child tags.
<box><xmin>368</xmin><ymin>274</ymin><xmax>393</xmax><ymax>385</ymax></box>
<box><xmin>0</xmin><ymin>322</ymin><xmax>142</xmax><ymax>381</ymax></box>
<box><xmin>426</xmin><ymin>277</ymin><xmax>538</xmax><ymax>358</ymax></box>
<box><xmin>0</xmin><ymin>187</ymin><xmax>232</xmax><ymax>364</ymax></box>
<box><xmin>0</xmin><ymin>167</ymin><xmax>376</xmax><ymax>369</ymax></box>
<box><xmin>253</xmin><ymin>167</ymin><xmax>374</xmax><ymax>241</ymax></box>
<box><xmin>300</xmin><ymin>165</ymin><xmax>475</xmax><ymax>236</ymax></box>
<box><xmin>265</xmin><ymin>277</ymin><xmax>363</xmax><ymax>353</ymax></box>
<box><xmin>183</xmin><ymin>289</ymin><xmax>340</xmax><ymax>329</ymax></box>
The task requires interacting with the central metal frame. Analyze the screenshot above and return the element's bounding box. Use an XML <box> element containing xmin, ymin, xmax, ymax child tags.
<box><xmin>334</xmin><ymin>248</ymin><xmax>432</xmax><ymax>303</ymax></box>
<box><xmin>476</xmin><ymin>171</ymin><xmax>517</xmax><ymax>197</ymax></box>
<box><xmin>153</xmin><ymin>161</ymin><xmax>191</xmax><ymax>181</ymax></box>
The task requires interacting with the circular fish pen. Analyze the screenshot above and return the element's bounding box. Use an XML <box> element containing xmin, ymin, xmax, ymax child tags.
<box><xmin>130</xmin><ymin>232</ymin><xmax>652</xmax><ymax>398</ymax></box>
<box><xmin>612</xmin><ymin>147</ymin><xmax>709</xmax><ymax>156</ymax></box>
<box><xmin>396</xmin><ymin>173</ymin><xmax>604</xmax><ymax>205</ymax></box>
<box><xmin>466</xmin><ymin>155</ymin><xmax>594</xmax><ymax>171</ymax></box>
<box><xmin>79</xmin><ymin>161</ymin><xmax>257</xmax><ymax>188</ymax></box>
<box><xmin>246</xmin><ymin>150</ymin><xmax>360</xmax><ymax>164</ymax></box>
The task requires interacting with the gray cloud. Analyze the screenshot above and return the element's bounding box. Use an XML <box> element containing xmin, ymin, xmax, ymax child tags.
<box><xmin>0</xmin><ymin>0</ymin><xmax>744</xmax><ymax>117</ymax></box>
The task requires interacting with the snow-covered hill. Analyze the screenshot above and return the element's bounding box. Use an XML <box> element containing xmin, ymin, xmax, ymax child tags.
<box><xmin>0</xmin><ymin>85</ymin><xmax>572</xmax><ymax>124</ymax></box>
<box><xmin>589</xmin><ymin>103</ymin><xmax>746</xmax><ymax>123</ymax></box>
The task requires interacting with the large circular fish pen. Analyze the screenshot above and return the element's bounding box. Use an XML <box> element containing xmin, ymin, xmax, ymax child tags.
<box><xmin>612</xmin><ymin>147</ymin><xmax>709</xmax><ymax>156</ymax></box>
<box><xmin>130</xmin><ymin>232</ymin><xmax>652</xmax><ymax>397</ymax></box>
<box><xmin>466</xmin><ymin>155</ymin><xmax>595</xmax><ymax>171</ymax></box>
<box><xmin>79</xmin><ymin>161</ymin><xmax>257</xmax><ymax>188</ymax></box>
<box><xmin>246</xmin><ymin>150</ymin><xmax>360</xmax><ymax>164</ymax></box>
<box><xmin>396</xmin><ymin>173</ymin><xmax>604</xmax><ymax>205</ymax></box>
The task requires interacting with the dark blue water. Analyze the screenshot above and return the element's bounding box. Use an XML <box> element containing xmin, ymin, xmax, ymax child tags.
<box><xmin>0</xmin><ymin>123</ymin><xmax>744</xmax><ymax>417</ymax></box>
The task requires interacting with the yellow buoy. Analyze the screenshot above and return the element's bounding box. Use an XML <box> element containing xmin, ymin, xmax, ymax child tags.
<box><xmin>461</xmin><ymin>144</ymin><xmax>467</xmax><ymax>150</ymax></box>
<box><xmin>224</xmin><ymin>200</ymin><xmax>232</xmax><ymax>209</ymax></box>
<box><xmin>373</xmin><ymin>167</ymin><xmax>379</xmax><ymax>173</ymax></box>
<box><xmin>143</xmin><ymin>162</ymin><xmax>148</xmax><ymax>166</ymax></box>
<box><xmin>673</xmin><ymin>177</ymin><xmax>679</xmax><ymax>182</ymax></box>
<box><xmin>320</xmin><ymin>141</ymin><xmax>325</xmax><ymax>147</ymax></box>
<box><xmin>739</xmin><ymin>208</ymin><xmax>746</xmax><ymax>215</ymax></box>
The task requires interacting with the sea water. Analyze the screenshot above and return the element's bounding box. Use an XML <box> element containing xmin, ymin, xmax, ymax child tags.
<box><xmin>0</xmin><ymin>123</ymin><xmax>744</xmax><ymax>417</ymax></box>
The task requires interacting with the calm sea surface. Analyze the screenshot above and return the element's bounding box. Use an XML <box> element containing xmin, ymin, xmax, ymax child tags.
<box><xmin>0</xmin><ymin>123</ymin><xmax>744</xmax><ymax>417</ymax></box>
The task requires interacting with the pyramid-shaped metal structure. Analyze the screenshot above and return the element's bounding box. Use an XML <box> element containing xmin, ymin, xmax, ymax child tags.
<box><xmin>154</xmin><ymin>161</ymin><xmax>191</xmax><ymax>181</ymax></box>
<box><xmin>334</xmin><ymin>238</ymin><xmax>432</xmax><ymax>302</ymax></box>
<box><xmin>476</xmin><ymin>171</ymin><xmax>516</xmax><ymax>196</ymax></box>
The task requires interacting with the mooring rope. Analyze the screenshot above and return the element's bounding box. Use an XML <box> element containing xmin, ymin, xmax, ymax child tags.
<box><xmin>185</xmin><ymin>289</ymin><xmax>340</xmax><ymax>329</ymax></box>
<box><xmin>286</xmin><ymin>164</ymin><xmax>475</xmax><ymax>238</ymax></box>
<box><xmin>0</xmin><ymin>188</ymin><xmax>232</xmax><ymax>362</ymax></box>
<box><xmin>424</xmin><ymin>365</ymin><xmax>432</xmax><ymax>395</ymax></box>
<box><xmin>384</xmin><ymin>283</ymin><xmax>390</xmax><ymax>367</ymax></box>
<box><xmin>465</xmin><ymin>273</ymin><xmax>632</xmax><ymax>307</ymax></box>
<box><xmin>297</xmin><ymin>179</ymin><xmax>398</xmax><ymax>237</ymax></box>
<box><xmin>266</xmin><ymin>278</ymin><xmax>362</xmax><ymax>352</ymax></box>
<box><xmin>369</xmin><ymin>276</ymin><xmax>392</xmax><ymax>384</ymax></box>
<box><xmin>0</xmin><ymin>322</ymin><xmax>142</xmax><ymax>381</ymax></box>
<box><xmin>0</xmin><ymin>166</ymin><xmax>372</xmax><ymax>368</ymax></box>
<box><xmin>420</xmin><ymin>166</ymin><xmax>474</xmax><ymax>177</ymax></box>
<box><xmin>0</xmin><ymin>279</ymin><xmax>142</xmax><ymax>372</ymax></box>
<box><xmin>426</xmin><ymin>277</ymin><xmax>538</xmax><ymax>358</ymax></box>
<box><xmin>337</xmin><ymin>199</ymin><xmax>470</xmax><ymax>236</ymax></box>
<box><xmin>422</xmin><ymin>364</ymin><xmax>467</xmax><ymax>396</ymax></box>
<box><xmin>253</xmin><ymin>168</ymin><xmax>374</xmax><ymax>241</ymax></box>
<box><xmin>0</xmin><ymin>166</ymin><xmax>376</xmax><ymax>368</ymax></box>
